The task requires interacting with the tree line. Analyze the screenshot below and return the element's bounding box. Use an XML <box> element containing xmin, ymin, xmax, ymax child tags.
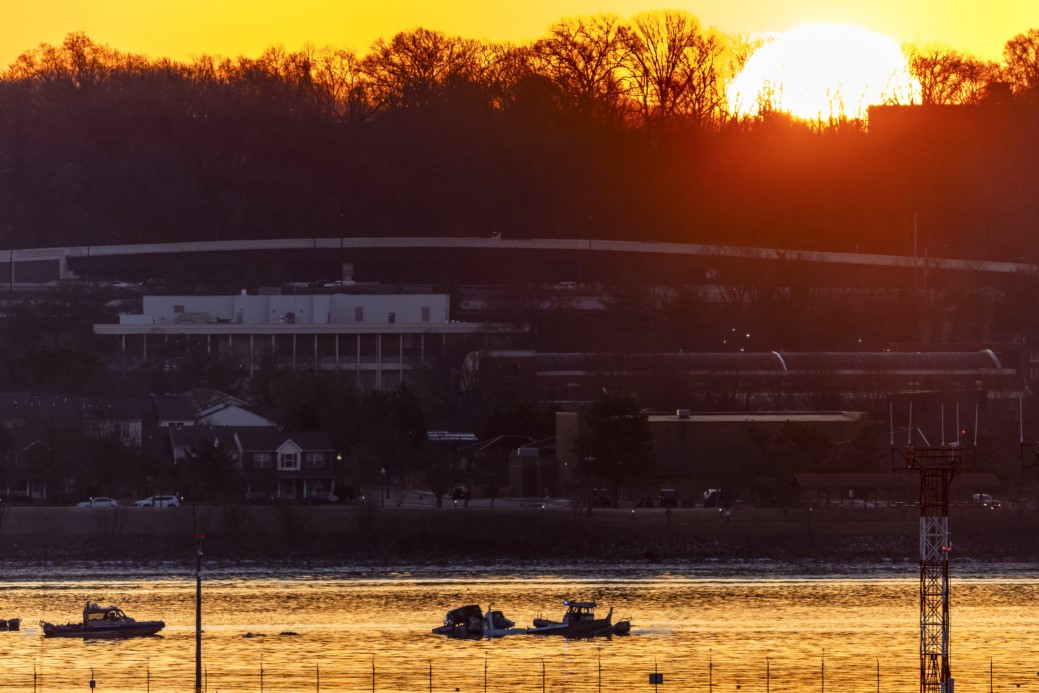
<box><xmin>0</xmin><ymin>19</ymin><xmax>1036</xmax><ymax>259</ymax></box>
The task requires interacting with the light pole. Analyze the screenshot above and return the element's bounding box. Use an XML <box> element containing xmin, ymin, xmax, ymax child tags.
<box><xmin>195</xmin><ymin>532</ymin><xmax>204</xmax><ymax>693</ymax></box>
<box><xmin>380</xmin><ymin>468</ymin><xmax>387</xmax><ymax>506</ymax></box>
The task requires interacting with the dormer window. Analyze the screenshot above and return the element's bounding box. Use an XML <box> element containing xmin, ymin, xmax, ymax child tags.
<box><xmin>279</xmin><ymin>452</ymin><xmax>300</xmax><ymax>470</ymax></box>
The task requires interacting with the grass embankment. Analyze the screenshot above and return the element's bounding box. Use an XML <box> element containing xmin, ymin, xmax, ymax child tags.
<box><xmin>0</xmin><ymin>503</ymin><xmax>1035</xmax><ymax>564</ymax></box>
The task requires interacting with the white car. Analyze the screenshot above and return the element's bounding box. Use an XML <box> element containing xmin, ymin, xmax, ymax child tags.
<box><xmin>77</xmin><ymin>497</ymin><xmax>121</xmax><ymax>508</ymax></box>
<box><xmin>135</xmin><ymin>495</ymin><xmax>180</xmax><ymax>508</ymax></box>
<box><xmin>323</xmin><ymin>279</ymin><xmax>356</xmax><ymax>288</ymax></box>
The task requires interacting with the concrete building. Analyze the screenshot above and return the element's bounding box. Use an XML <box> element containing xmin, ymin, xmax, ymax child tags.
<box><xmin>555</xmin><ymin>409</ymin><xmax>874</xmax><ymax>505</ymax></box>
<box><xmin>466</xmin><ymin>350</ymin><xmax>1018</xmax><ymax>407</ymax></box>
<box><xmin>94</xmin><ymin>293</ymin><xmax>503</xmax><ymax>389</ymax></box>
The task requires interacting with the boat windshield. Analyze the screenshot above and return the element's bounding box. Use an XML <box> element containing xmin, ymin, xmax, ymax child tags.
<box><xmin>86</xmin><ymin>607</ymin><xmax>126</xmax><ymax>622</ymax></box>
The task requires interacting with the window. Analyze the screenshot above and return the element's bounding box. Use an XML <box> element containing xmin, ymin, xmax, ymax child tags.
<box><xmin>388</xmin><ymin>312</ymin><xmax>396</xmax><ymax>324</ymax></box>
<box><xmin>1031</xmin><ymin>368</ymin><xmax>1039</xmax><ymax>380</ymax></box>
<box><xmin>421</xmin><ymin>306</ymin><xmax>430</xmax><ymax>322</ymax></box>
<box><xmin>254</xmin><ymin>452</ymin><xmax>272</xmax><ymax>469</ymax></box>
<box><xmin>279</xmin><ymin>453</ymin><xmax>300</xmax><ymax>470</ymax></box>
<box><xmin>174</xmin><ymin>305</ymin><xmax>185</xmax><ymax>313</ymax></box>
<box><xmin>1031</xmin><ymin>351</ymin><xmax>1039</xmax><ymax>363</ymax></box>
<box><xmin>304</xmin><ymin>452</ymin><xmax>327</xmax><ymax>469</ymax></box>
<box><xmin>355</xmin><ymin>306</ymin><xmax>364</xmax><ymax>322</ymax></box>
<box><xmin>499</xmin><ymin>363</ymin><xmax>519</xmax><ymax>376</ymax></box>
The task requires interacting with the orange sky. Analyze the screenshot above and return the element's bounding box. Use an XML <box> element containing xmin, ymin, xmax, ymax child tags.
<box><xmin>3</xmin><ymin>0</ymin><xmax>1037</xmax><ymax>68</ymax></box>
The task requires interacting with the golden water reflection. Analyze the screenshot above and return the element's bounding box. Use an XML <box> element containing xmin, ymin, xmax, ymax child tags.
<box><xmin>0</xmin><ymin>565</ymin><xmax>1036</xmax><ymax>691</ymax></box>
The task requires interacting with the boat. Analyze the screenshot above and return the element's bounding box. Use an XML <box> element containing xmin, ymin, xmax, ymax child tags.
<box><xmin>529</xmin><ymin>600</ymin><xmax>631</xmax><ymax>637</ymax></box>
<box><xmin>480</xmin><ymin>606</ymin><xmax>530</xmax><ymax>638</ymax></box>
<box><xmin>0</xmin><ymin>618</ymin><xmax>20</xmax><ymax>631</ymax></box>
<box><xmin>432</xmin><ymin>604</ymin><xmax>484</xmax><ymax>638</ymax></box>
<box><xmin>432</xmin><ymin>605</ymin><xmax>525</xmax><ymax>638</ymax></box>
<box><xmin>40</xmin><ymin>601</ymin><xmax>165</xmax><ymax>638</ymax></box>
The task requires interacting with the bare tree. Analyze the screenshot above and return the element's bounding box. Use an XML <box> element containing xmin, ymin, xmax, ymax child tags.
<box><xmin>8</xmin><ymin>32</ymin><xmax>118</xmax><ymax>89</ymax></box>
<box><xmin>362</xmin><ymin>28</ymin><xmax>484</xmax><ymax>113</ymax></box>
<box><xmin>1002</xmin><ymin>28</ymin><xmax>1039</xmax><ymax>96</ymax></box>
<box><xmin>620</xmin><ymin>10</ymin><xmax>725</xmax><ymax>129</ymax></box>
<box><xmin>303</xmin><ymin>44</ymin><xmax>376</xmax><ymax>124</ymax></box>
<box><xmin>909</xmin><ymin>45</ymin><xmax>997</xmax><ymax>105</ymax></box>
<box><xmin>531</xmin><ymin>14</ymin><xmax>629</xmax><ymax>122</ymax></box>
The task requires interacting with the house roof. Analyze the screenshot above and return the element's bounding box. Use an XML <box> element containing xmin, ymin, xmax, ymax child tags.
<box><xmin>197</xmin><ymin>402</ymin><xmax>281</xmax><ymax>427</ymax></box>
<box><xmin>169</xmin><ymin>426</ymin><xmax>241</xmax><ymax>449</ymax></box>
<box><xmin>235</xmin><ymin>430</ymin><xmax>333</xmax><ymax>451</ymax></box>
<box><xmin>517</xmin><ymin>436</ymin><xmax>556</xmax><ymax>455</ymax></box>
<box><xmin>182</xmin><ymin>388</ymin><xmax>251</xmax><ymax>412</ymax></box>
<box><xmin>152</xmin><ymin>396</ymin><xmax>195</xmax><ymax>423</ymax></box>
<box><xmin>0</xmin><ymin>393</ymin><xmax>80</xmax><ymax>423</ymax></box>
<box><xmin>80</xmin><ymin>396</ymin><xmax>151</xmax><ymax>421</ymax></box>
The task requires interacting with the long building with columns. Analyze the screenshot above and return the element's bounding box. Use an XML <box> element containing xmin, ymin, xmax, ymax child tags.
<box><xmin>94</xmin><ymin>293</ymin><xmax>503</xmax><ymax>389</ymax></box>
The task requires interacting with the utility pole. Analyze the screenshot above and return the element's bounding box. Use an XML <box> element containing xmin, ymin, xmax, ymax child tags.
<box><xmin>195</xmin><ymin>532</ymin><xmax>205</xmax><ymax>693</ymax></box>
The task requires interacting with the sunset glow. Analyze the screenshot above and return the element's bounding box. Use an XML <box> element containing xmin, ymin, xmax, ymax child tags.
<box><xmin>727</xmin><ymin>24</ymin><xmax>920</xmax><ymax>121</ymax></box>
<box><xmin>1</xmin><ymin>1</ymin><xmax>1036</xmax><ymax>71</ymax></box>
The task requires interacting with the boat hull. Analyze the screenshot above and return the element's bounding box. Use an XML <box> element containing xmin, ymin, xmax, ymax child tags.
<box><xmin>528</xmin><ymin>618</ymin><xmax>621</xmax><ymax>637</ymax></box>
<box><xmin>41</xmin><ymin>620</ymin><xmax>165</xmax><ymax>638</ymax></box>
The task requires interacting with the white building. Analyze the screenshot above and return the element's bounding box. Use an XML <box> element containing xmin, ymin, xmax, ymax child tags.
<box><xmin>94</xmin><ymin>293</ymin><xmax>503</xmax><ymax>389</ymax></box>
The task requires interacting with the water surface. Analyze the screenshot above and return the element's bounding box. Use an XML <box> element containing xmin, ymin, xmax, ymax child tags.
<box><xmin>0</xmin><ymin>560</ymin><xmax>1035</xmax><ymax>691</ymax></box>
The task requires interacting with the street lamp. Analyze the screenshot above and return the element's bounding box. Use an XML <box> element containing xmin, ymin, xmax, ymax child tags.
<box><xmin>380</xmin><ymin>467</ymin><xmax>387</xmax><ymax>506</ymax></box>
<box><xmin>195</xmin><ymin>532</ymin><xmax>204</xmax><ymax>693</ymax></box>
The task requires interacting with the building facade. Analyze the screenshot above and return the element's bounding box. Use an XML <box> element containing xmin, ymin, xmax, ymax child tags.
<box><xmin>95</xmin><ymin>293</ymin><xmax>504</xmax><ymax>389</ymax></box>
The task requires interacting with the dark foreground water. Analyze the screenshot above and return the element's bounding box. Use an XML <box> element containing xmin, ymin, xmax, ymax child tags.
<box><xmin>0</xmin><ymin>559</ymin><xmax>1036</xmax><ymax>691</ymax></box>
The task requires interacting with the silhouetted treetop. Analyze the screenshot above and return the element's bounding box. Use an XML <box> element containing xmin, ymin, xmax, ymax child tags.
<box><xmin>0</xmin><ymin>21</ymin><xmax>1036</xmax><ymax>257</ymax></box>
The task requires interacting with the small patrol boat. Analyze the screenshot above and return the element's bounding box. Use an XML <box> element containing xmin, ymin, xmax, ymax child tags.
<box><xmin>41</xmin><ymin>601</ymin><xmax>165</xmax><ymax>638</ymax></box>
<box><xmin>529</xmin><ymin>600</ymin><xmax>631</xmax><ymax>637</ymax></box>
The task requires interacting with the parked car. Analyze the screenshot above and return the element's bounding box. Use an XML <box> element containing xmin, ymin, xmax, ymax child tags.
<box><xmin>135</xmin><ymin>495</ymin><xmax>180</xmax><ymax>508</ymax></box>
<box><xmin>77</xmin><ymin>497</ymin><xmax>121</xmax><ymax>508</ymax></box>
<box><xmin>972</xmin><ymin>493</ymin><xmax>1003</xmax><ymax>509</ymax></box>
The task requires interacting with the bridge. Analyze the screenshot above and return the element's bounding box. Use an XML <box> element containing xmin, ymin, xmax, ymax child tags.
<box><xmin>0</xmin><ymin>237</ymin><xmax>1031</xmax><ymax>286</ymax></box>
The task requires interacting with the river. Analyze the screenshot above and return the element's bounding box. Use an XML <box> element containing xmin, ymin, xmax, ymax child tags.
<box><xmin>0</xmin><ymin>559</ymin><xmax>1037</xmax><ymax>692</ymax></box>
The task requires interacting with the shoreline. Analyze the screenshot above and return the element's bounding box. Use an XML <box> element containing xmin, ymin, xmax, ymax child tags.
<box><xmin>1</xmin><ymin>503</ymin><xmax>1036</xmax><ymax>565</ymax></box>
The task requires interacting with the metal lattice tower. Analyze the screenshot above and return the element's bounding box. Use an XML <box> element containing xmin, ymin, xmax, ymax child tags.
<box><xmin>904</xmin><ymin>445</ymin><xmax>962</xmax><ymax>693</ymax></box>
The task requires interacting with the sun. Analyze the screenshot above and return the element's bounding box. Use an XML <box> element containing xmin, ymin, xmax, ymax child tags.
<box><xmin>727</xmin><ymin>24</ymin><xmax>919</xmax><ymax>122</ymax></box>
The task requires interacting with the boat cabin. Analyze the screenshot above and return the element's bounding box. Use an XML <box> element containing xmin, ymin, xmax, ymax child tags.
<box><xmin>84</xmin><ymin>603</ymin><xmax>130</xmax><ymax>624</ymax></box>
<box><xmin>563</xmin><ymin>600</ymin><xmax>598</xmax><ymax>622</ymax></box>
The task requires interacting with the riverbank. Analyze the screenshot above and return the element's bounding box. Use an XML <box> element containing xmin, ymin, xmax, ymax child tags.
<box><xmin>0</xmin><ymin>502</ymin><xmax>1036</xmax><ymax>565</ymax></box>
